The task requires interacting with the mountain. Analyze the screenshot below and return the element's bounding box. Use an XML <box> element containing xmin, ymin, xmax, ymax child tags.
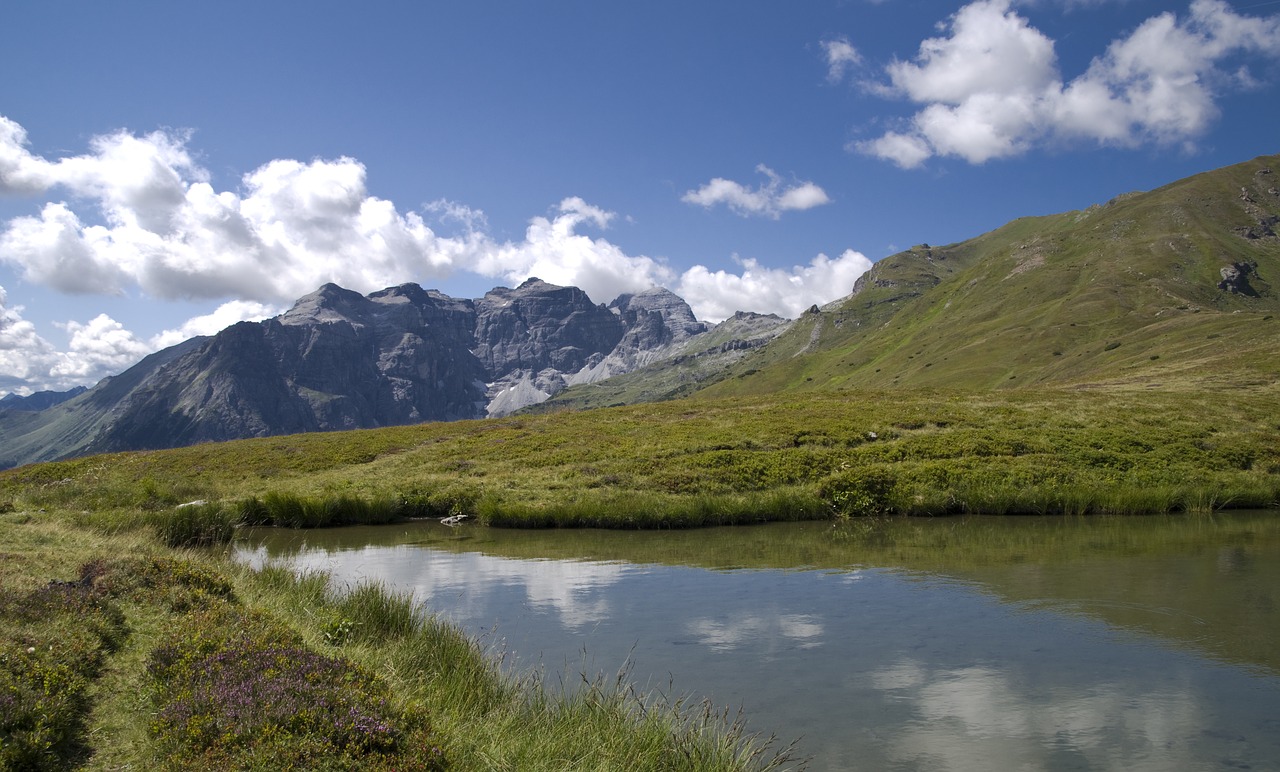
<box><xmin>525</xmin><ymin>310</ymin><xmax>790</xmax><ymax>412</ymax></box>
<box><xmin>567</xmin><ymin>152</ymin><xmax>1278</xmax><ymax>405</ymax></box>
<box><xmin>0</xmin><ymin>386</ymin><xmax>87</xmax><ymax>413</ymax></box>
<box><xmin>0</xmin><ymin>279</ymin><xmax>748</xmax><ymax>469</ymax></box>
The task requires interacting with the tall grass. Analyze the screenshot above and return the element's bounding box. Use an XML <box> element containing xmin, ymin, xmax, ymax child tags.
<box><xmin>147</xmin><ymin>501</ymin><xmax>238</xmax><ymax>547</ymax></box>
<box><xmin>477</xmin><ymin>487</ymin><xmax>827</xmax><ymax>529</ymax></box>
<box><xmin>242</xmin><ymin>561</ymin><xmax>794</xmax><ymax>770</ymax></box>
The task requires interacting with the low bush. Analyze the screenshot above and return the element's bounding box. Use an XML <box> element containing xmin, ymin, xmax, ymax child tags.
<box><xmin>144</xmin><ymin>567</ymin><xmax>446</xmax><ymax>770</ymax></box>
<box><xmin>819</xmin><ymin>466</ymin><xmax>900</xmax><ymax>518</ymax></box>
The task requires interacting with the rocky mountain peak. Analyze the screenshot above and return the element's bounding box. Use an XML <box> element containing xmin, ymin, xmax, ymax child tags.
<box><xmin>608</xmin><ymin>287</ymin><xmax>709</xmax><ymax>349</ymax></box>
<box><xmin>473</xmin><ymin>279</ymin><xmax>625</xmax><ymax>376</ymax></box>
<box><xmin>279</xmin><ymin>282</ymin><xmax>371</xmax><ymax>326</ymax></box>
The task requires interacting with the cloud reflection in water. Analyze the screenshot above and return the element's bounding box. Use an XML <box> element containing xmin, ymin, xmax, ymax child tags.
<box><xmin>869</xmin><ymin>658</ymin><xmax>1202</xmax><ymax>772</ymax></box>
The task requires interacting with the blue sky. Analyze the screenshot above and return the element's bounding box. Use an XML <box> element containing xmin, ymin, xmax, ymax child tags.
<box><xmin>2</xmin><ymin>0</ymin><xmax>1278</xmax><ymax>395</ymax></box>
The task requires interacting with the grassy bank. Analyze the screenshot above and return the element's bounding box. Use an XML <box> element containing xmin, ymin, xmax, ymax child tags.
<box><xmin>2</xmin><ymin>388</ymin><xmax>1277</xmax><ymax>527</ymax></box>
<box><xmin>0</xmin><ymin>511</ymin><xmax>789</xmax><ymax>770</ymax></box>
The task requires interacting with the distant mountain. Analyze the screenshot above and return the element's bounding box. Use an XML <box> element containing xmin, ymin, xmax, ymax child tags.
<box><xmin>524</xmin><ymin>310</ymin><xmax>790</xmax><ymax>412</ymax></box>
<box><xmin>0</xmin><ymin>279</ymin><xmax>766</xmax><ymax>469</ymax></box>
<box><xmin>0</xmin><ymin>386</ymin><xmax>87</xmax><ymax>413</ymax></box>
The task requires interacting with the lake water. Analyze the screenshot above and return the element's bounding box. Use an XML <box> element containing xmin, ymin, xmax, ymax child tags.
<box><xmin>235</xmin><ymin>514</ymin><xmax>1280</xmax><ymax>770</ymax></box>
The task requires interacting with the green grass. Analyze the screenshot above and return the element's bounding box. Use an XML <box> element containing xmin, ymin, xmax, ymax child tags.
<box><xmin>0</xmin><ymin>513</ymin><xmax>792</xmax><ymax>770</ymax></box>
<box><xmin>3</xmin><ymin>388</ymin><xmax>1275</xmax><ymax>530</ymax></box>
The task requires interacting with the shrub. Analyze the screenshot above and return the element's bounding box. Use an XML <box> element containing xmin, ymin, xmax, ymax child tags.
<box><xmin>146</xmin><ymin>581</ymin><xmax>444</xmax><ymax>769</ymax></box>
<box><xmin>819</xmin><ymin>466</ymin><xmax>900</xmax><ymax>518</ymax></box>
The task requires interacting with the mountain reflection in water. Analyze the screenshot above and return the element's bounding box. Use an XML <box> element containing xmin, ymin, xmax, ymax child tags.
<box><xmin>236</xmin><ymin>514</ymin><xmax>1280</xmax><ymax>770</ymax></box>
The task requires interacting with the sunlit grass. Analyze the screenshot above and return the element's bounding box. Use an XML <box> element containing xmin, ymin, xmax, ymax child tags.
<box><xmin>2</xmin><ymin>388</ymin><xmax>1277</xmax><ymax>529</ymax></box>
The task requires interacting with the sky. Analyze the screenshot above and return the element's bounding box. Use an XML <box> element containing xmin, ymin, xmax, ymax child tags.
<box><xmin>2</xmin><ymin>0</ymin><xmax>1279</xmax><ymax>396</ymax></box>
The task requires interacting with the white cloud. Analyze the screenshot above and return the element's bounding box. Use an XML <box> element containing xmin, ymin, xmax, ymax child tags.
<box><xmin>0</xmin><ymin>116</ymin><xmax>56</xmax><ymax>195</ymax></box>
<box><xmin>425</xmin><ymin>198</ymin><xmax>489</xmax><ymax>232</ymax></box>
<box><xmin>822</xmin><ymin>37</ymin><xmax>862</xmax><ymax>83</ymax></box>
<box><xmin>885</xmin><ymin>0</ymin><xmax>1057</xmax><ymax>104</ymax></box>
<box><xmin>0</xmin><ymin>116</ymin><xmax>875</xmax><ymax>391</ymax></box>
<box><xmin>854</xmin><ymin>0</ymin><xmax>1280</xmax><ymax>167</ymax></box>
<box><xmin>675</xmin><ymin>249</ymin><xmax>873</xmax><ymax>322</ymax></box>
<box><xmin>473</xmin><ymin>196</ymin><xmax>677</xmax><ymax>307</ymax></box>
<box><xmin>0</xmin><ymin>123</ymin><xmax>463</xmax><ymax>303</ymax></box>
<box><xmin>682</xmin><ymin>165</ymin><xmax>832</xmax><ymax>219</ymax></box>
<box><xmin>52</xmin><ymin>314</ymin><xmax>152</xmax><ymax>380</ymax></box>
<box><xmin>0</xmin><ymin>282</ymin><xmax>282</xmax><ymax>395</ymax></box>
<box><xmin>149</xmin><ymin>300</ymin><xmax>281</xmax><ymax>349</ymax></box>
<box><xmin>0</xmin><ymin>288</ymin><xmax>134</xmax><ymax>394</ymax></box>
<box><xmin>0</xmin><ymin>285</ymin><xmax>59</xmax><ymax>394</ymax></box>
<box><xmin>857</xmin><ymin>132</ymin><xmax>934</xmax><ymax>170</ymax></box>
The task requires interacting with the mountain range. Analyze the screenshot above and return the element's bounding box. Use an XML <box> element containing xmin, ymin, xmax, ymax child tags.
<box><xmin>1</xmin><ymin>153</ymin><xmax>1276</xmax><ymax>470</ymax></box>
<box><xmin>0</xmin><ymin>278</ymin><xmax>787</xmax><ymax>469</ymax></box>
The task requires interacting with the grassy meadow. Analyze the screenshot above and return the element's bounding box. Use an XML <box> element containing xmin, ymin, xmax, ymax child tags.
<box><xmin>2</xmin><ymin>387</ymin><xmax>1276</xmax><ymax>531</ymax></box>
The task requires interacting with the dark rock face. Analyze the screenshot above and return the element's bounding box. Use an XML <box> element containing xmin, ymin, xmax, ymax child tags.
<box><xmin>0</xmin><ymin>279</ymin><xmax>732</xmax><ymax>466</ymax></box>
<box><xmin>609</xmin><ymin>287</ymin><xmax>709</xmax><ymax>351</ymax></box>
<box><xmin>94</xmin><ymin>283</ymin><xmax>488</xmax><ymax>452</ymax></box>
<box><xmin>473</xmin><ymin>278</ymin><xmax>625</xmax><ymax>375</ymax></box>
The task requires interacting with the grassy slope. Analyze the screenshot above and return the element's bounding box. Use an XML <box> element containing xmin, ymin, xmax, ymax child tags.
<box><xmin>701</xmin><ymin>154</ymin><xmax>1280</xmax><ymax>397</ymax></box>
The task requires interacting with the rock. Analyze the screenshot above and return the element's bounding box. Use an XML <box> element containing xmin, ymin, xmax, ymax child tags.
<box><xmin>1218</xmin><ymin>262</ymin><xmax>1260</xmax><ymax>296</ymax></box>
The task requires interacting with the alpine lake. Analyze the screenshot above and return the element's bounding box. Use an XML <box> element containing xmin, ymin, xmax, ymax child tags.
<box><xmin>234</xmin><ymin>512</ymin><xmax>1280</xmax><ymax>771</ymax></box>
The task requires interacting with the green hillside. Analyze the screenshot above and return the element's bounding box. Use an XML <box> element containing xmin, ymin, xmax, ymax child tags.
<box><xmin>701</xmin><ymin>154</ymin><xmax>1279</xmax><ymax>397</ymax></box>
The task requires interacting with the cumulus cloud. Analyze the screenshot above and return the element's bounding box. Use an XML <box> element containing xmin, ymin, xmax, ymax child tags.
<box><xmin>0</xmin><ymin>123</ymin><xmax>463</xmax><ymax>302</ymax></box>
<box><xmin>0</xmin><ymin>289</ymin><xmax>284</xmax><ymax>395</ymax></box>
<box><xmin>0</xmin><ymin>286</ymin><xmax>151</xmax><ymax>393</ymax></box>
<box><xmin>53</xmin><ymin>315</ymin><xmax>153</xmax><ymax>381</ymax></box>
<box><xmin>0</xmin><ymin>116</ymin><xmax>875</xmax><ymax>390</ymax></box>
<box><xmin>682</xmin><ymin>165</ymin><xmax>832</xmax><ymax>219</ymax></box>
<box><xmin>849</xmin><ymin>0</ymin><xmax>1280</xmax><ymax>167</ymax></box>
<box><xmin>675</xmin><ymin>249</ymin><xmax>873</xmax><ymax>322</ymax></box>
<box><xmin>149</xmin><ymin>300</ymin><xmax>281</xmax><ymax>349</ymax></box>
<box><xmin>473</xmin><ymin>196</ymin><xmax>678</xmax><ymax>306</ymax></box>
<box><xmin>0</xmin><ymin>286</ymin><xmax>59</xmax><ymax>394</ymax></box>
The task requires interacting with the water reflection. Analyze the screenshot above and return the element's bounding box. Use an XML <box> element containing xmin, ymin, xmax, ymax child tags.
<box><xmin>236</xmin><ymin>515</ymin><xmax>1280</xmax><ymax>770</ymax></box>
<box><xmin>869</xmin><ymin>660</ymin><xmax>1201</xmax><ymax>771</ymax></box>
<box><xmin>242</xmin><ymin>542</ymin><xmax>631</xmax><ymax>631</ymax></box>
<box><xmin>686</xmin><ymin>613</ymin><xmax>824</xmax><ymax>652</ymax></box>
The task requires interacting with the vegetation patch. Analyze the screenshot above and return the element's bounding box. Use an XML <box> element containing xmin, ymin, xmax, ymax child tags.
<box><xmin>0</xmin><ymin>574</ymin><xmax>127</xmax><ymax>770</ymax></box>
<box><xmin>3</xmin><ymin>389</ymin><xmax>1276</xmax><ymax>531</ymax></box>
<box><xmin>145</xmin><ymin>601</ymin><xmax>442</xmax><ymax>770</ymax></box>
